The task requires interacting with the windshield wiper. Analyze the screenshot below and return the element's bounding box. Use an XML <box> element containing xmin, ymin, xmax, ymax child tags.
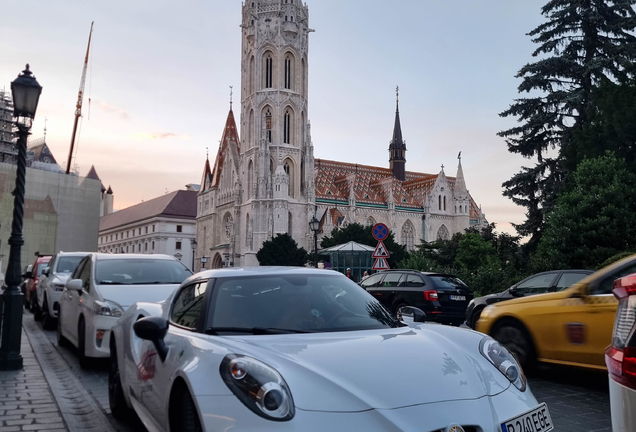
<box><xmin>205</xmin><ymin>327</ymin><xmax>312</xmax><ymax>335</ymax></box>
<box><xmin>98</xmin><ymin>281</ymin><xmax>126</xmax><ymax>285</ymax></box>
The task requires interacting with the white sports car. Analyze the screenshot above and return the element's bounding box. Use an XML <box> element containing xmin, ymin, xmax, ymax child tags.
<box><xmin>109</xmin><ymin>267</ymin><xmax>553</xmax><ymax>432</ymax></box>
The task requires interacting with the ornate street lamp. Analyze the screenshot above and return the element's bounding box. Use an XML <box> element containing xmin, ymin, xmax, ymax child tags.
<box><xmin>190</xmin><ymin>239</ymin><xmax>197</xmax><ymax>272</ymax></box>
<box><xmin>0</xmin><ymin>65</ymin><xmax>42</xmax><ymax>371</ymax></box>
<box><xmin>308</xmin><ymin>216</ymin><xmax>320</xmax><ymax>268</ymax></box>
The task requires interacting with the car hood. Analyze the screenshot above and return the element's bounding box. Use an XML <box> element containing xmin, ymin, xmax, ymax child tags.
<box><xmin>51</xmin><ymin>274</ymin><xmax>72</xmax><ymax>285</ymax></box>
<box><xmin>97</xmin><ymin>284</ymin><xmax>179</xmax><ymax>309</ymax></box>
<box><xmin>216</xmin><ymin>324</ymin><xmax>511</xmax><ymax>411</ymax></box>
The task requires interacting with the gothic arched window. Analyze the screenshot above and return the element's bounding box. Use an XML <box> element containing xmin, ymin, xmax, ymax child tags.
<box><xmin>366</xmin><ymin>216</ymin><xmax>376</xmax><ymax>227</ymax></box>
<box><xmin>248</xmin><ymin>56</ymin><xmax>255</xmax><ymax>95</ymax></box>
<box><xmin>284</xmin><ymin>54</ymin><xmax>293</xmax><ymax>90</ymax></box>
<box><xmin>401</xmin><ymin>221</ymin><xmax>415</xmax><ymax>251</ymax></box>
<box><xmin>437</xmin><ymin>225</ymin><xmax>450</xmax><ymax>241</ymax></box>
<box><xmin>265</xmin><ymin>109</ymin><xmax>272</xmax><ymax>143</ymax></box>
<box><xmin>284</xmin><ymin>159</ymin><xmax>294</xmax><ymax>197</ymax></box>
<box><xmin>284</xmin><ymin>110</ymin><xmax>291</xmax><ymax>144</ymax></box>
<box><xmin>443</xmin><ymin>196</ymin><xmax>446</xmax><ymax>211</ymax></box>
<box><xmin>264</xmin><ymin>54</ymin><xmax>273</xmax><ymax>88</ymax></box>
<box><xmin>438</xmin><ymin>195</ymin><xmax>442</xmax><ymax>211</ymax></box>
<box><xmin>247</xmin><ymin>159</ymin><xmax>254</xmax><ymax>199</ymax></box>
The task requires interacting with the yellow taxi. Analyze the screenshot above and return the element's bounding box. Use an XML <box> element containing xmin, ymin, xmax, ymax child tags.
<box><xmin>476</xmin><ymin>254</ymin><xmax>636</xmax><ymax>371</ymax></box>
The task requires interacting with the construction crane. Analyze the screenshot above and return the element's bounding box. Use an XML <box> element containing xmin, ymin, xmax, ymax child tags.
<box><xmin>66</xmin><ymin>21</ymin><xmax>94</xmax><ymax>174</ymax></box>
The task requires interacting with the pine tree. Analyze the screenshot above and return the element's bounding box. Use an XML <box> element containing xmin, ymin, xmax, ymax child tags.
<box><xmin>256</xmin><ymin>233</ymin><xmax>308</xmax><ymax>266</ymax></box>
<box><xmin>499</xmin><ymin>0</ymin><xmax>636</xmax><ymax>248</ymax></box>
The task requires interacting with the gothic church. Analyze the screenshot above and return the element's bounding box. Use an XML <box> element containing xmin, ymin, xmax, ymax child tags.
<box><xmin>195</xmin><ymin>0</ymin><xmax>487</xmax><ymax>269</ymax></box>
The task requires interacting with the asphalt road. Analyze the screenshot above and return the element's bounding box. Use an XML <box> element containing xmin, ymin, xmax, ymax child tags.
<box><xmin>33</xmin><ymin>313</ymin><xmax>612</xmax><ymax>432</ymax></box>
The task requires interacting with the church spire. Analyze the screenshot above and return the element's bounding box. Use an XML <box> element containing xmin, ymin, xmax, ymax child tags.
<box><xmin>389</xmin><ymin>86</ymin><xmax>407</xmax><ymax>181</ymax></box>
<box><xmin>454</xmin><ymin>151</ymin><xmax>468</xmax><ymax>198</ymax></box>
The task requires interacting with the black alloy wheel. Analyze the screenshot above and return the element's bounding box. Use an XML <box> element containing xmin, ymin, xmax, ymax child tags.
<box><xmin>392</xmin><ymin>302</ymin><xmax>408</xmax><ymax>317</ymax></box>
<box><xmin>57</xmin><ymin>308</ymin><xmax>69</xmax><ymax>347</ymax></box>
<box><xmin>109</xmin><ymin>339</ymin><xmax>133</xmax><ymax>420</ymax></box>
<box><xmin>491</xmin><ymin>320</ymin><xmax>537</xmax><ymax>373</ymax></box>
<box><xmin>470</xmin><ymin>308</ymin><xmax>483</xmax><ymax>329</ymax></box>
<box><xmin>41</xmin><ymin>296</ymin><xmax>54</xmax><ymax>330</ymax></box>
<box><xmin>78</xmin><ymin>318</ymin><xmax>89</xmax><ymax>368</ymax></box>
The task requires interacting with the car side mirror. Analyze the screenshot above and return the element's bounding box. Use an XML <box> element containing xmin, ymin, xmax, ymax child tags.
<box><xmin>509</xmin><ymin>286</ymin><xmax>519</xmax><ymax>296</ymax></box>
<box><xmin>133</xmin><ymin>317</ymin><xmax>169</xmax><ymax>362</ymax></box>
<box><xmin>397</xmin><ymin>306</ymin><xmax>426</xmax><ymax>324</ymax></box>
<box><xmin>570</xmin><ymin>284</ymin><xmax>587</xmax><ymax>299</ymax></box>
<box><xmin>42</xmin><ymin>268</ymin><xmax>50</xmax><ymax>277</ymax></box>
<box><xmin>66</xmin><ymin>279</ymin><xmax>83</xmax><ymax>292</ymax></box>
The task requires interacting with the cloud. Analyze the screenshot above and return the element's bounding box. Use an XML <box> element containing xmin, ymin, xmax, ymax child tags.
<box><xmin>130</xmin><ymin>132</ymin><xmax>191</xmax><ymax>141</ymax></box>
<box><xmin>93</xmin><ymin>100</ymin><xmax>130</xmax><ymax>120</ymax></box>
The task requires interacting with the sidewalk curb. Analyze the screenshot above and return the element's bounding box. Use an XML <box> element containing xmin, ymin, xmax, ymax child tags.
<box><xmin>22</xmin><ymin>316</ymin><xmax>118</xmax><ymax>432</ymax></box>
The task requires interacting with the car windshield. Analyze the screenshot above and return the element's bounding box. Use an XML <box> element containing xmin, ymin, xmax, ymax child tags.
<box><xmin>430</xmin><ymin>275</ymin><xmax>470</xmax><ymax>290</ymax></box>
<box><xmin>55</xmin><ymin>256</ymin><xmax>84</xmax><ymax>274</ymax></box>
<box><xmin>208</xmin><ymin>274</ymin><xmax>404</xmax><ymax>334</ymax></box>
<box><xmin>95</xmin><ymin>259</ymin><xmax>193</xmax><ymax>285</ymax></box>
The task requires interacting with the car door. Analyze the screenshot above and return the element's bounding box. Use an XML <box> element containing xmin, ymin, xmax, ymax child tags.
<box><xmin>549</xmin><ymin>266</ymin><xmax>634</xmax><ymax>367</ymax></box>
<box><xmin>37</xmin><ymin>255</ymin><xmax>56</xmax><ymax>308</ymax></box>
<box><xmin>67</xmin><ymin>257</ymin><xmax>93</xmax><ymax>346</ymax></box>
<box><xmin>369</xmin><ymin>273</ymin><xmax>404</xmax><ymax>312</ymax></box>
<box><xmin>134</xmin><ymin>280</ymin><xmax>210</xmax><ymax>430</ymax></box>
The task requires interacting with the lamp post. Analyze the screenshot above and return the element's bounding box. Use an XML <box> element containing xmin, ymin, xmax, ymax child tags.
<box><xmin>190</xmin><ymin>239</ymin><xmax>197</xmax><ymax>272</ymax></box>
<box><xmin>1</xmin><ymin>65</ymin><xmax>42</xmax><ymax>371</ymax></box>
<box><xmin>308</xmin><ymin>216</ymin><xmax>320</xmax><ymax>268</ymax></box>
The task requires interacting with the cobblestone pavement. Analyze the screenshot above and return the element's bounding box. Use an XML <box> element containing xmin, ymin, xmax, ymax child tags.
<box><xmin>26</xmin><ymin>309</ymin><xmax>614</xmax><ymax>432</ymax></box>
<box><xmin>0</xmin><ymin>327</ymin><xmax>68</xmax><ymax>432</ymax></box>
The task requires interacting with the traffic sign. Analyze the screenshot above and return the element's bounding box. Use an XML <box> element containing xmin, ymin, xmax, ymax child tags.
<box><xmin>372</xmin><ymin>223</ymin><xmax>389</xmax><ymax>241</ymax></box>
<box><xmin>372</xmin><ymin>241</ymin><xmax>390</xmax><ymax>258</ymax></box>
<box><xmin>372</xmin><ymin>257</ymin><xmax>390</xmax><ymax>271</ymax></box>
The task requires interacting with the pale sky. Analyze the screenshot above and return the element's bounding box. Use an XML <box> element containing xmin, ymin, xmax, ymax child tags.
<box><xmin>0</xmin><ymin>0</ymin><xmax>546</xmax><ymax>235</ymax></box>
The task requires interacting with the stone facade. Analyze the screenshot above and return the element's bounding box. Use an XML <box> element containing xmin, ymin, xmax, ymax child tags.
<box><xmin>196</xmin><ymin>1</ymin><xmax>487</xmax><ymax>268</ymax></box>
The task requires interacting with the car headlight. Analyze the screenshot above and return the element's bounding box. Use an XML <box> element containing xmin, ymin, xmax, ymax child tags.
<box><xmin>220</xmin><ymin>354</ymin><xmax>294</xmax><ymax>421</ymax></box>
<box><xmin>480</xmin><ymin>304</ymin><xmax>495</xmax><ymax>319</ymax></box>
<box><xmin>93</xmin><ymin>300</ymin><xmax>123</xmax><ymax>317</ymax></box>
<box><xmin>480</xmin><ymin>337</ymin><xmax>526</xmax><ymax>391</ymax></box>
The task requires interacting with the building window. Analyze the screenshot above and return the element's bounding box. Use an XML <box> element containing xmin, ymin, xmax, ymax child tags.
<box><xmin>115</xmin><ymin>233</ymin><xmax>118</xmax><ymax>240</ymax></box>
<box><xmin>145</xmin><ymin>226</ymin><xmax>148</xmax><ymax>234</ymax></box>
<box><xmin>126</xmin><ymin>246</ymin><xmax>129</xmax><ymax>253</ymax></box>
<box><xmin>265</xmin><ymin>54</ymin><xmax>273</xmax><ymax>88</ymax></box>
<box><xmin>176</xmin><ymin>241</ymin><xmax>182</xmax><ymax>250</ymax></box>
<box><xmin>283</xmin><ymin>110</ymin><xmax>291</xmax><ymax>144</ymax></box>
<box><xmin>145</xmin><ymin>243</ymin><xmax>148</xmax><ymax>251</ymax></box>
<box><xmin>127</xmin><ymin>231</ymin><xmax>129</xmax><ymax>238</ymax></box>
<box><xmin>138</xmin><ymin>244</ymin><xmax>141</xmax><ymax>252</ymax></box>
<box><xmin>284</xmin><ymin>55</ymin><xmax>292</xmax><ymax>90</ymax></box>
<box><xmin>177</xmin><ymin>225</ymin><xmax>183</xmax><ymax>233</ymax></box>
<box><xmin>152</xmin><ymin>241</ymin><xmax>155</xmax><ymax>250</ymax></box>
<box><xmin>138</xmin><ymin>228</ymin><xmax>141</xmax><ymax>235</ymax></box>
<box><xmin>438</xmin><ymin>195</ymin><xmax>442</xmax><ymax>211</ymax></box>
<box><xmin>153</xmin><ymin>225</ymin><xmax>155</xmax><ymax>232</ymax></box>
<box><xmin>443</xmin><ymin>196</ymin><xmax>446</xmax><ymax>211</ymax></box>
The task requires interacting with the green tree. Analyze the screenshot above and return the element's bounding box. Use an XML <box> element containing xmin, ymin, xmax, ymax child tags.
<box><xmin>256</xmin><ymin>233</ymin><xmax>308</xmax><ymax>266</ymax></box>
<box><xmin>499</xmin><ymin>0</ymin><xmax>636</xmax><ymax>249</ymax></box>
<box><xmin>456</xmin><ymin>233</ymin><xmax>498</xmax><ymax>270</ymax></box>
<box><xmin>536</xmin><ymin>153</ymin><xmax>636</xmax><ymax>269</ymax></box>
<box><xmin>320</xmin><ymin>223</ymin><xmax>407</xmax><ymax>268</ymax></box>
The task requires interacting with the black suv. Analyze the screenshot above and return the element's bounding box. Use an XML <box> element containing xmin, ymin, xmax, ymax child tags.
<box><xmin>464</xmin><ymin>269</ymin><xmax>593</xmax><ymax>329</ymax></box>
<box><xmin>360</xmin><ymin>270</ymin><xmax>473</xmax><ymax>326</ymax></box>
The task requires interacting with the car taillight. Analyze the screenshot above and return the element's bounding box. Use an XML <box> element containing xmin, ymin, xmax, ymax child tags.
<box><xmin>605</xmin><ymin>275</ymin><xmax>636</xmax><ymax>390</ymax></box>
<box><xmin>424</xmin><ymin>290</ymin><xmax>438</xmax><ymax>301</ymax></box>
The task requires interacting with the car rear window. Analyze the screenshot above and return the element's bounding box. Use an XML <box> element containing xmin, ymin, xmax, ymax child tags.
<box><xmin>430</xmin><ymin>275</ymin><xmax>469</xmax><ymax>290</ymax></box>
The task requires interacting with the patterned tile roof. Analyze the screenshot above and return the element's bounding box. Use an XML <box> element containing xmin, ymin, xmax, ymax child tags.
<box><xmin>315</xmin><ymin>159</ymin><xmax>454</xmax><ymax>209</ymax></box>
<box><xmin>210</xmin><ymin>108</ymin><xmax>240</xmax><ymax>189</ymax></box>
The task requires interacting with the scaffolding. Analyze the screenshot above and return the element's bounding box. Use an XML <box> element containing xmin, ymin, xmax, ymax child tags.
<box><xmin>0</xmin><ymin>89</ymin><xmax>16</xmax><ymax>165</ymax></box>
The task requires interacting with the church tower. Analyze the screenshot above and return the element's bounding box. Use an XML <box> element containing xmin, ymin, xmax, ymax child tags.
<box><xmin>239</xmin><ymin>0</ymin><xmax>314</xmax><ymax>265</ymax></box>
<box><xmin>389</xmin><ymin>86</ymin><xmax>407</xmax><ymax>181</ymax></box>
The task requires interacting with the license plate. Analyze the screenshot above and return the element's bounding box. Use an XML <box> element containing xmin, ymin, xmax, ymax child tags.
<box><xmin>449</xmin><ymin>295</ymin><xmax>466</xmax><ymax>301</ymax></box>
<box><xmin>501</xmin><ymin>403</ymin><xmax>553</xmax><ymax>432</ymax></box>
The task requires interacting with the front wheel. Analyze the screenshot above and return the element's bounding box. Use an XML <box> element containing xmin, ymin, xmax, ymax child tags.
<box><xmin>470</xmin><ymin>307</ymin><xmax>484</xmax><ymax>329</ymax></box>
<box><xmin>491</xmin><ymin>320</ymin><xmax>537</xmax><ymax>373</ymax></box>
<box><xmin>31</xmin><ymin>293</ymin><xmax>41</xmax><ymax>320</ymax></box>
<box><xmin>109</xmin><ymin>339</ymin><xmax>133</xmax><ymax>420</ymax></box>
<box><xmin>41</xmin><ymin>296</ymin><xmax>54</xmax><ymax>330</ymax></box>
<box><xmin>173</xmin><ymin>388</ymin><xmax>203</xmax><ymax>432</ymax></box>
<box><xmin>78</xmin><ymin>319</ymin><xmax>89</xmax><ymax>369</ymax></box>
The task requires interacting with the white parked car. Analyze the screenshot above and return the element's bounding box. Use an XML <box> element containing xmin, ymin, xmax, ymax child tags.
<box><xmin>109</xmin><ymin>267</ymin><xmax>552</xmax><ymax>432</ymax></box>
<box><xmin>35</xmin><ymin>252</ymin><xmax>88</xmax><ymax>329</ymax></box>
<box><xmin>57</xmin><ymin>253</ymin><xmax>192</xmax><ymax>367</ymax></box>
<box><xmin>606</xmin><ymin>274</ymin><xmax>636</xmax><ymax>432</ymax></box>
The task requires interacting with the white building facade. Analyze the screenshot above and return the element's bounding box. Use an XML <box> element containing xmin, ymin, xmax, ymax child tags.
<box><xmin>99</xmin><ymin>191</ymin><xmax>197</xmax><ymax>270</ymax></box>
<box><xmin>196</xmin><ymin>1</ymin><xmax>487</xmax><ymax>269</ymax></box>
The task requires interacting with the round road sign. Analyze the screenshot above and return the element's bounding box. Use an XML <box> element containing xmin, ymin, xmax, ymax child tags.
<box><xmin>372</xmin><ymin>223</ymin><xmax>389</xmax><ymax>241</ymax></box>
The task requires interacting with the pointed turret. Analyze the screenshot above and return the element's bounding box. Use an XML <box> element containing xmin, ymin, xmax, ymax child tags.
<box><xmin>199</xmin><ymin>154</ymin><xmax>212</xmax><ymax>192</ymax></box>
<box><xmin>454</xmin><ymin>152</ymin><xmax>468</xmax><ymax>199</ymax></box>
<box><xmin>86</xmin><ymin>165</ymin><xmax>106</xmax><ymax>193</ymax></box>
<box><xmin>210</xmin><ymin>107</ymin><xmax>240</xmax><ymax>189</ymax></box>
<box><xmin>389</xmin><ymin>86</ymin><xmax>407</xmax><ymax>181</ymax></box>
